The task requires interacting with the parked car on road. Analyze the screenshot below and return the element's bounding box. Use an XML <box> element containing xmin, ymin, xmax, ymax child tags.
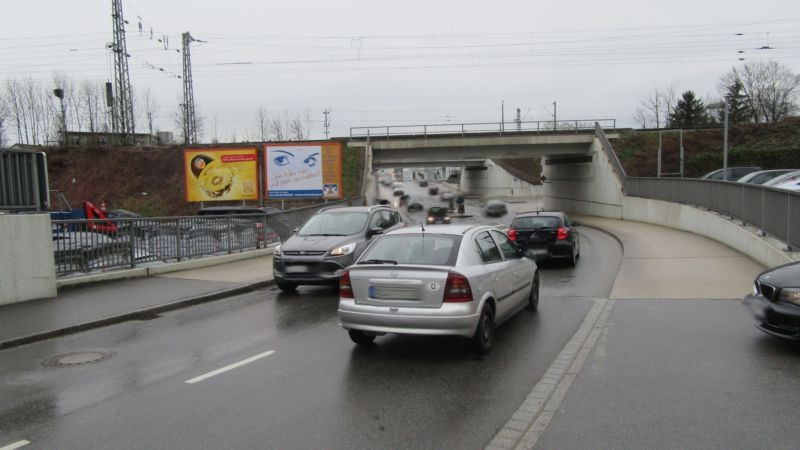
<box><xmin>428</xmin><ymin>186</ymin><xmax>440</xmax><ymax>196</ymax></box>
<box><xmin>419</xmin><ymin>180</ymin><xmax>429</xmax><ymax>187</ymax></box>
<box><xmin>338</xmin><ymin>224</ymin><xmax>539</xmax><ymax>353</ymax></box>
<box><xmin>736</xmin><ymin>169</ymin><xmax>796</xmax><ymax>185</ymax></box>
<box><xmin>197</xmin><ymin>206</ymin><xmax>288</xmax><ymax>244</ymax></box>
<box><xmin>744</xmin><ymin>261</ymin><xmax>800</xmax><ymax>340</ymax></box>
<box><xmin>701</xmin><ymin>166</ymin><xmax>761</xmax><ymax>181</ymax></box>
<box><xmin>272</xmin><ymin>205</ymin><xmax>403</xmax><ymax>292</ymax></box>
<box><xmin>763</xmin><ymin>171</ymin><xmax>800</xmax><ymax>188</ymax></box>
<box><xmin>508</xmin><ymin>211</ymin><xmax>580</xmax><ymax>266</ymax></box>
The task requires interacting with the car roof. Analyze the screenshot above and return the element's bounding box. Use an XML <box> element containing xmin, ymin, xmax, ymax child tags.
<box><xmin>316</xmin><ymin>205</ymin><xmax>390</xmax><ymax>214</ymax></box>
<box><xmin>385</xmin><ymin>223</ymin><xmax>494</xmax><ymax>236</ymax></box>
<box><xmin>513</xmin><ymin>211</ymin><xmax>564</xmax><ymax>218</ymax></box>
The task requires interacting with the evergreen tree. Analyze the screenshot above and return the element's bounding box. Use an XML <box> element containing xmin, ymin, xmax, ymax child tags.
<box><xmin>720</xmin><ymin>80</ymin><xmax>751</xmax><ymax>124</ymax></box>
<box><xmin>669</xmin><ymin>90</ymin><xmax>711</xmax><ymax>128</ymax></box>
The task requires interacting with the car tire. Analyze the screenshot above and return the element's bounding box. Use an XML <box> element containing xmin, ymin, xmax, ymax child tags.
<box><xmin>472</xmin><ymin>304</ymin><xmax>495</xmax><ymax>354</ymax></box>
<box><xmin>568</xmin><ymin>247</ymin><xmax>577</xmax><ymax>267</ymax></box>
<box><xmin>528</xmin><ymin>271</ymin><xmax>540</xmax><ymax>311</ymax></box>
<box><xmin>348</xmin><ymin>330</ymin><xmax>376</xmax><ymax>346</ymax></box>
<box><xmin>276</xmin><ymin>279</ymin><xmax>298</xmax><ymax>292</ymax></box>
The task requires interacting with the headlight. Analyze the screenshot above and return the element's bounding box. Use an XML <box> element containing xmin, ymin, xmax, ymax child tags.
<box><xmin>427</xmin><ymin>217</ymin><xmax>434</xmax><ymax>223</ymax></box>
<box><xmin>330</xmin><ymin>243</ymin><xmax>356</xmax><ymax>256</ymax></box>
<box><xmin>780</xmin><ymin>288</ymin><xmax>800</xmax><ymax>305</ymax></box>
<box><xmin>274</xmin><ymin>244</ymin><xmax>282</xmax><ymax>255</ymax></box>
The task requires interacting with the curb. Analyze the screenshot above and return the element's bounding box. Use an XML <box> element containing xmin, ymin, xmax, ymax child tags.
<box><xmin>576</xmin><ymin>222</ymin><xmax>625</xmax><ymax>254</ymax></box>
<box><xmin>0</xmin><ymin>280</ymin><xmax>274</xmax><ymax>351</ymax></box>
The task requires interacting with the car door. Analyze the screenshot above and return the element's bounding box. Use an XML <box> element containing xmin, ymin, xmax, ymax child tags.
<box><xmin>475</xmin><ymin>231</ymin><xmax>516</xmax><ymax>320</ymax></box>
<box><xmin>492</xmin><ymin>230</ymin><xmax>532</xmax><ymax>308</ymax></box>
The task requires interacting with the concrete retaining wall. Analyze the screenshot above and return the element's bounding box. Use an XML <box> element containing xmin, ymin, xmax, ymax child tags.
<box><xmin>458</xmin><ymin>161</ymin><xmax>542</xmax><ymax>199</ymax></box>
<box><xmin>623</xmin><ymin>196</ymin><xmax>795</xmax><ymax>268</ymax></box>
<box><xmin>0</xmin><ymin>214</ymin><xmax>56</xmax><ymax>305</ymax></box>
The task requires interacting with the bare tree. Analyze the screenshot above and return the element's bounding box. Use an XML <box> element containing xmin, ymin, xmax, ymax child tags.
<box><xmin>633</xmin><ymin>107</ymin><xmax>649</xmax><ymax>128</ymax></box>
<box><xmin>289</xmin><ymin>116</ymin><xmax>309</xmax><ymax>140</ymax></box>
<box><xmin>80</xmin><ymin>80</ymin><xmax>103</xmax><ymax>133</ymax></box>
<box><xmin>52</xmin><ymin>73</ymin><xmax>82</xmax><ymax>133</ymax></box>
<box><xmin>638</xmin><ymin>84</ymin><xmax>678</xmax><ymax>129</ymax></box>
<box><xmin>720</xmin><ymin>61</ymin><xmax>800</xmax><ymax>123</ymax></box>
<box><xmin>0</xmin><ymin>97</ymin><xmax>7</xmax><ymax>146</ymax></box>
<box><xmin>640</xmin><ymin>87</ymin><xmax>664</xmax><ymax>129</ymax></box>
<box><xmin>269</xmin><ymin>113</ymin><xmax>288</xmax><ymax>141</ymax></box>
<box><xmin>255</xmin><ymin>107</ymin><xmax>270</xmax><ymax>141</ymax></box>
<box><xmin>141</xmin><ymin>88</ymin><xmax>159</xmax><ymax>136</ymax></box>
<box><xmin>3</xmin><ymin>79</ymin><xmax>25</xmax><ymax>144</ymax></box>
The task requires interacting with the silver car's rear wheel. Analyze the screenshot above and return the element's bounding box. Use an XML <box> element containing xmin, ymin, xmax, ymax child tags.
<box><xmin>528</xmin><ymin>271</ymin><xmax>540</xmax><ymax>312</ymax></box>
<box><xmin>472</xmin><ymin>304</ymin><xmax>495</xmax><ymax>354</ymax></box>
<box><xmin>348</xmin><ymin>330</ymin><xmax>376</xmax><ymax>346</ymax></box>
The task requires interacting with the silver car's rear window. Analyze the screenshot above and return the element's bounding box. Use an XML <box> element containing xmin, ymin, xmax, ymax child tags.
<box><xmin>361</xmin><ymin>234</ymin><xmax>462</xmax><ymax>266</ymax></box>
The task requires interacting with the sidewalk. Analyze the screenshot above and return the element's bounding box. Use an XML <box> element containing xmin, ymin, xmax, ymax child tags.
<box><xmin>0</xmin><ymin>255</ymin><xmax>274</xmax><ymax>349</ymax></box>
<box><xmin>0</xmin><ymin>216</ymin><xmax>766</xmax><ymax>350</ymax></box>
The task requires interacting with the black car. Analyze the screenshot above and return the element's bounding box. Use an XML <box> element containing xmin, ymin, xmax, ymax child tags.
<box><xmin>744</xmin><ymin>261</ymin><xmax>800</xmax><ymax>340</ymax></box>
<box><xmin>272</xmin><ymin>206</ymin><xmax>403</xmax><ymax>292</ymax></box>
<box><xmin>428</xmin><ymin>186</ymin><xmax>439</xmax><ymax>196</ymax></box>
<box><xmin>426</xmin><ymin>206</ymin><xmax>451</xmax><ymax>224</ymax></box>
<box><xmin>508</xmin><ymin>211</ymin><xmax>580</xmax><ymax>266</ymax></box>
<box><xmin>419</xmin><ymin>180</ymin><xmax>429</xmax><ymax>187</ymax></box>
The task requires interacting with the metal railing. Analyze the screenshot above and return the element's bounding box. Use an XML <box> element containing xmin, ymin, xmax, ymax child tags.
<box><xmin>625</xmin><ymin>178</ymin><xmax>799</xmax><ymax>250</ymax></box>
<box><xmin>593</xmin><ymin>126</ymin><xmax>798</xmax><ymax>250</ymax></box>
<box><xmin>350</xmin><ymin>119</ymin><xmax>617</xmax><ymax>139</ymax></box>
<box><xmin>52</xmin><ymin>196</ymin><xmax>364</xmax><ymax>277</ymax></box>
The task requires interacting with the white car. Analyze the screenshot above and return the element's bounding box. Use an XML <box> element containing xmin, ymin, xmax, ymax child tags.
<box><xmin>737</xmin><ymin>169</ymin><xmax>796</xmax><ymax>185</ymax></box>
<box><xmin>763</xmin><ymin>170</ymin><xmax>800</xmax><ymax>187</ymax></box>
<box><xmin>338</xmin><ymin>224</ymin><xmax>539</xmax><ymax>353</ymax></box>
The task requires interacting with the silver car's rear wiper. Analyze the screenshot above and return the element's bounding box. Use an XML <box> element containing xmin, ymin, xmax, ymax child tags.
<box><xmin>358</xmin><ymin>259</ymin><xmax>398</xmax><ymax>265</ymax></box>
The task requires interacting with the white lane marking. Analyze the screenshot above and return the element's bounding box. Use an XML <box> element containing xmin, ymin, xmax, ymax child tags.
<box><xmin>185</xmin><ymin>350</ymin><xmax>276</xmax><ymax>384</ymax></box>
<box><xmin>0</xmin><ymin>440</ymin><xmax>31</xmax><ymax>450</ymax></box>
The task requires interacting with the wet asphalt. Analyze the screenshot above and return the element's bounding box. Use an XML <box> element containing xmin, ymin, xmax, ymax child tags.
<box><xmin>0</xmin><ymin>182</ymin><xmax>622</xmax><ymax>449</ymax></box>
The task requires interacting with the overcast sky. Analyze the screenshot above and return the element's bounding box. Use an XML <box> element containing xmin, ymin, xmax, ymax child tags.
<box><xmin>2</xmin><ymin>0</ymin><xmax>798</xmax><ymax>142</ymax></box>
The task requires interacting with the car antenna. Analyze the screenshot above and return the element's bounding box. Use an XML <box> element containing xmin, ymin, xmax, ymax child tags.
<box><xmin>420</xmin><ymin>217</ymin><xmax>425</xmax><ymax>232</ymax></box>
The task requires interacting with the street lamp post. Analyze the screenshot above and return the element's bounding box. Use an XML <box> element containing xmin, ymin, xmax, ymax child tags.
<box><xmin>53</xmin><ymin>88</ymin><xmax>66</xmax><ymax>146</ymax></box>
<box><xmin>707</xmin><ymin>101</ymin><xmax>730</xmax><ymax>180</ymax></box>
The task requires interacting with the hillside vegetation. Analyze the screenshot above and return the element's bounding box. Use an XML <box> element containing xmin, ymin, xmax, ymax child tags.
<box><xmin>45</xmin><ymin>142</ymin><xmax>365</xmax><ymax>216</ymax></box>
<box><xmin>612</xmin><ymin>117</ymin><xmax>800</xmax><ymax>177</ymax></box>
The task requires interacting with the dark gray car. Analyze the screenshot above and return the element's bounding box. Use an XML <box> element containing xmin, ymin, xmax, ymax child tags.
<box><xmin>272</xmin><ymin>206</ymin><xmax>403</xmax><ymax>292</ymax></box>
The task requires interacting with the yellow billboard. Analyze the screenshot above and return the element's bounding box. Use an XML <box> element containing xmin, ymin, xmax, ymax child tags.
<box><xmin>184</xmin><ymin>148</ymin><xmax>259</xmax><ymax>202</ymax></box>
<box><xmin>265</xmin><ymin>142</ymin><xmax>342</xmax><ymax>199</ymax></box>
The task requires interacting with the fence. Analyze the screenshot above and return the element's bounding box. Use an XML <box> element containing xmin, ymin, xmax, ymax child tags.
<box><xmin>350</xmin><ymin>119</ymin><xmax>617</xmax><ymax>139</ymax></box>
<box><xmin>52</xmin><ymin>196</ymin><xmax>364</xmax><ymax>277</ymax></box>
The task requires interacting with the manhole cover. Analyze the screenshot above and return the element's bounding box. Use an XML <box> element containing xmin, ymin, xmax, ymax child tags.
<box><xmin>43</xmin><ymin>351</ymin><xmax>114</xmax><ymax>367</ymax></box>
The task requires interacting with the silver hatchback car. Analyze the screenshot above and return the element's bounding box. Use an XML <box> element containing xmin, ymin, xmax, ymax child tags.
<box><xmin>338</xmin><ymin>224</ymin><xmax>539</xmax><ymax>353</ymax></box>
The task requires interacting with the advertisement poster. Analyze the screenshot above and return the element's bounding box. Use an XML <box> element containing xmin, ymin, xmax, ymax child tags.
<box><xmin>184</xmin><ymin>148</ymin><xmax>259</xmax><ymax>202</ymax></box>
<box><xmin>265</xmin><ymin>142</ymin><xmax>342</xmax><ymax>199</ymax></box>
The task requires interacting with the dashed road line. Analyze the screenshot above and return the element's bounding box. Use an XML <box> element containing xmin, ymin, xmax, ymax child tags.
<box><xmin>486</xmin><ymin>298</ymin><xmax>615</xmax><ymax>450</ymax></box>
<box><xmin>0</xmin><ymin>440</ymin><xmax>31</xmax><ymax>450</ymax></box>
<box><xmin>185</xmin><ymin>350</ymin><xmax>276</xmax><ymax>384</ymax></box>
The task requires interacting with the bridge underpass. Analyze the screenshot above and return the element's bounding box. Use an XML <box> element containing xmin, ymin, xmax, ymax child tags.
<box><xmin>348</xmin><ymin>127</ymin><xmax>623</xmax><ymax>208</ymax></box>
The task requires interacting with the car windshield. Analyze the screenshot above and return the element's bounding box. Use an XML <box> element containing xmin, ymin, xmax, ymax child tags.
<box><xmin>513</xmin><ymin>216</ymin><xmax>560</xmax><ymax>229</ymax></box>
<box><xmin>428</xmin><ymin>207</ymin><xmax>448</xmax><ymax>217</ymax></box>
<box><xmin>360</xmin><ymin>234</ymin><xmax>461</xmax><ymax>266</ymax></box>
<box><xmin>298</xmin><ymin>211</ymin><xmax>368</xmax><ymax>236</ymax></box>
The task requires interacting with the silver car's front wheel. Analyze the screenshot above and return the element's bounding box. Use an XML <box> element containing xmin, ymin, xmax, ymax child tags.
<box><xmin>472</xmin><ymin>304</ymin><xmax>495</xmax><ymax>354</ymax></box>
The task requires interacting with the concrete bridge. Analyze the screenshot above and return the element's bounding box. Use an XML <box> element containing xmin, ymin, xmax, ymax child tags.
<box><xmin>349</xmin><ymin>122</ymin><xmax>797</xmax><ymax>270</ymax></box>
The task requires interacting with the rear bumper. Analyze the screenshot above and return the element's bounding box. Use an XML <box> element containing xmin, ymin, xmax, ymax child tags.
<box><xmin>522</xmin><ymin>241</ymin><xmax>573</xmax><ymax>259</ymax></box>
<box><xmin>338</xmin><ymin>299</ymin><xmax>480</xmax><ymax>337</ymax></box>
<box><xmin>744</xmin><ymin>294</ymin><xmax>800</xmax><ymax>340</ymax></box>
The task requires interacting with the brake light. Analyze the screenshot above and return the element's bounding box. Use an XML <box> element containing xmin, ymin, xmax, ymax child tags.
<box><xmin>443</xmin><ymin>271</ymin><xmax>473</xmax><ymax>302</ymax></box>
<box><xmin>340</xmin><ymin>270</ymin><xmax>354</xmax><ymax>299</ymax></box>
<box><xmin>557</xmin><ymin>227</ymin><xmax>569</xmax><ymax>240</ymax></box>
<box><xmin>508</xmin><ymin>228</ymin><xmax>517</xmax><ymax>241</ymax></box>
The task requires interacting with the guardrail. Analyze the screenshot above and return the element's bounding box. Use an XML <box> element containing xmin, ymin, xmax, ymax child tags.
<box><xmin>52</xmin><ymin>196</ymin><xmax>364</xmax><ymax>277</ymax></box>
<box><xmin>625</xmin><ymin>178</ymin><xmax>799</xmax><ymax>250</ymax></box>
<box><xmin>350</xmin><ymin>119</ymin><xmax>617</xmax><ymax>139</ymax></box>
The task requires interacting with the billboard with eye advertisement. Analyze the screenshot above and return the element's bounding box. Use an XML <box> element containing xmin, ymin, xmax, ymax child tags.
<box><xmin>264</xmin><ymin>142</ymin><xmax>342</xmax><ymax>199</ymax></box>
<box><xmin>184</xmin><ymin>148</ymin><xmax>259</xmax><ymax>202</ymax></box>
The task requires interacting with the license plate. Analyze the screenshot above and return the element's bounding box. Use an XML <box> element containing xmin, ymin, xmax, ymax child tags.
<box><xmin>285</xmin><ymin>265</ymin><xmax>309</xmax><ymax>274</ymax></box>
